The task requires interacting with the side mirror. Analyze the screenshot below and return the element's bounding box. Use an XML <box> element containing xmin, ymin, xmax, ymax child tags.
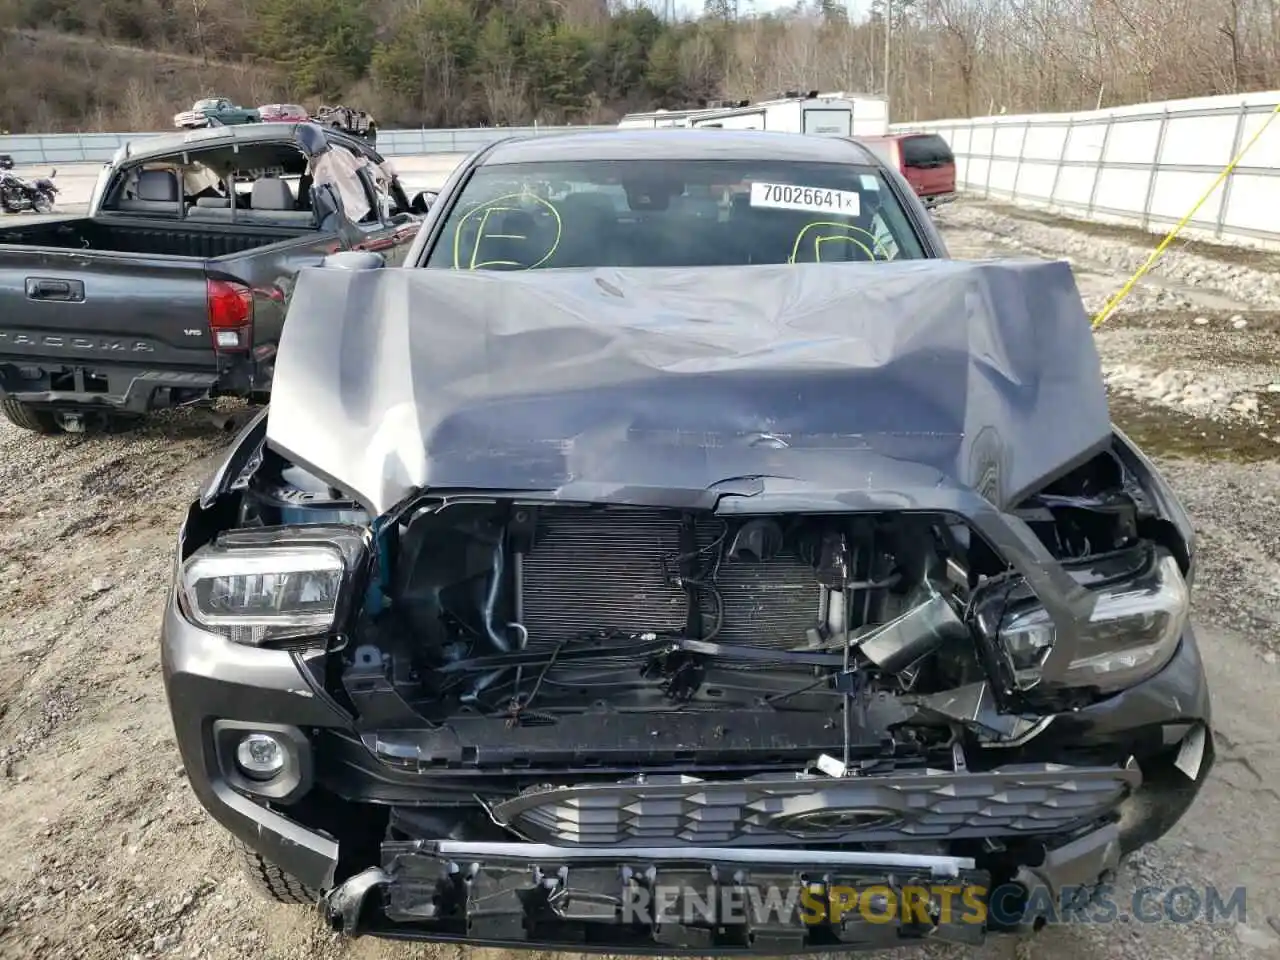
<box><xmin>322</xmin><ymin>250</ymin><xmax>385</xmax><ymax>271</ymax></box>
<box><xmin>410</xmin><ymin>190</ymin><xmax>437</xmax><ymax>214</ymax></box>
<box><xmin>49</xmin><ymin>168</ymin><xmax>57</xmax><ymax>178</ymax></box>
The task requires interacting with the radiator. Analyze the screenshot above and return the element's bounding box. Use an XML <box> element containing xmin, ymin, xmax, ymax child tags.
<box><xmin>518</xmin><ymin>507</ymin><xmax>823</xmax><ymax>650</ymax></box>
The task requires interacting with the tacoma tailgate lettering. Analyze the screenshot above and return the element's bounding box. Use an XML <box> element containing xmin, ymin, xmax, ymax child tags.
<box><xmin>0</xmin><ymin>330</ymin><xmax>154</xmax><ymax>352</ymax></box>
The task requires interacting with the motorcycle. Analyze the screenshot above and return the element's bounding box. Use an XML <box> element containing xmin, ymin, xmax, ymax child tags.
<box><xmin>0</xmin><ymin>168</ymin><xmax>59</xmax><ymax>214</ymax></box>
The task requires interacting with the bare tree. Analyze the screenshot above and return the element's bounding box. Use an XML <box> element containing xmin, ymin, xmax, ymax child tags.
<box><xmin>7</xmin><ymin>0</ymin><xmax>1280</xmax><ymax>131</ymax></box>
<box><xmin>482</xmin><ymin>60</ymin><xmax>529</xmax><ymax>124</ymax></box>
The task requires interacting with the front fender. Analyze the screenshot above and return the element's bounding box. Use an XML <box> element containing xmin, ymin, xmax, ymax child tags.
<box><xmin>198</xmin><ymin>406</ymin><xmax>269</xmax><ymax>509</ymax></box>
<box><xmin>1110</xmin><ymin>427</ymin><xmax>1196</xmax><ymax>578</ymax></box>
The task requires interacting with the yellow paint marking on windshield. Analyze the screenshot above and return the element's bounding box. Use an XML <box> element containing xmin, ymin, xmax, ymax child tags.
<box><xmin>470</xmin><ymin>205</ymin><xmax>504</xmax><ymax>269</ymax></box>
<box><xmin>813</xmin><ymin>235</ymin><xmax>875</xmax><ymax>262</ymax></box>
<box><xmin>790</xmin><ymin>222</ymin><xmax>887</xmax><ymax>263</ymax></box>
<box><xmin>452</xmin><ymin>193</ymin><xmax>563</xmax><ymax>271</ymax></box>
<box><xmin>449</xmin><ymin>203</ymin><xmax>504</xmax><ymax>269</ymax></box>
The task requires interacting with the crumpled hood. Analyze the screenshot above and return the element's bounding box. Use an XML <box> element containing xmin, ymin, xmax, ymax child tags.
<box><xmin>265</xmin><ymin>257</ymin><xmax>1110</xmax><ymax>519</ymax></box>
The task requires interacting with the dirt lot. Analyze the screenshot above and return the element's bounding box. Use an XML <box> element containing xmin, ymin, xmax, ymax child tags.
<box><xmin>1</xmin><ymin>198</ymin><xmax>1279</xmax><ymax>960</ymax></box>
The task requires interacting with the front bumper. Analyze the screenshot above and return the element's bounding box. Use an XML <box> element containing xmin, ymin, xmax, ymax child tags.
<box><xmin>161</xmin><ymin>597</ymin><xmax>351</xmax><ymax>890</ymax></box>
<box><xmin>326</xmin><ymin>841</ymin><xmax>996</xmax><ymax>951</ymax></box>
<box><xmin>315</xmin><ymin>829</ymin><xmax>1133</xmax><ymax>951</ymax></box>
<box><xmin>162</xmin><ymin>595</ymin><xmax>1214</xmax><ymax>947</ymax></box>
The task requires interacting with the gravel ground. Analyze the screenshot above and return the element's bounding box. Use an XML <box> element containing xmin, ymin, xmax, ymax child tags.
<box><xmin>1</xmin><ymin>197</ymin><xmax>1279</xmax><ymax>960</ymax></box>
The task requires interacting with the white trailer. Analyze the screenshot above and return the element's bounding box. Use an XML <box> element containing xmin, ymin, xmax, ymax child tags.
<box><xmin>619</xmin><ymin>93</ymin><xmax>889</xmax><ymax>137</ymax></box>
<box><xmin>617</xmin><ymin>108</ymin><xmax>701</xmax><ymax>129</ymax></box>
<box><xmin>688</xmin><ymin>93</ymin><xmax>888</xmax><ymax>137</ymax></box>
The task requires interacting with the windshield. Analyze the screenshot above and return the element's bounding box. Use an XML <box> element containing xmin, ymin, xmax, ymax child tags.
<box><xmin>423</xmin><ymin>158</ymin><xmax>926</xmax><ymax>270</ymax></box>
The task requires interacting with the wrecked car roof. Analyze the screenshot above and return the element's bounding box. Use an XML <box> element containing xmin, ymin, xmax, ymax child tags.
<box><xmin>265</xmin><ymin>257</ymin><xmax>1111</xmax><ymax>520</ymax></box>
<box><xmin>114</xmin><ymin>122</ymin><xmax>376</xmax><ymax>165</ymax></box>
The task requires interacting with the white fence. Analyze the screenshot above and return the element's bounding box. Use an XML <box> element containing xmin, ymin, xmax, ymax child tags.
<box><xmin>892</xmin><ymin>90</ymin><xmax>1280</xmax><ymax>247</ymax></box>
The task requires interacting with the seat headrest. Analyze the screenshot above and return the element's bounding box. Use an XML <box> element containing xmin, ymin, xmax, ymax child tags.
<box><xmin>491</xmin><ymin>208</ymin><xmax>536</xmax><ymax>237</ymax></box>
<box><xmin>252</xmin><ymin>178</ymin><xmax>294</xmax><ymax>211</ymax></box>
<box><xmin>556</xmin><ymin>193</ymin><xmax>617</xmax><ymax>226</ymax></box>
<box><xmin>136</xmin><ymin>169</ymin><xmax>178</xmax><ymax>202</ymax></box>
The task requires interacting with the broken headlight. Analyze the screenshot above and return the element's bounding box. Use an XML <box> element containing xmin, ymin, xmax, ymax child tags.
<box><xmin>989</xmin><ymin>547</ymin><xmax>1189</xmax><ymax>694</ymax></box>
<box><xmin>178</xmin><ymin>525</ymin><xmax>368</xmax><ymax>646</ymax></box>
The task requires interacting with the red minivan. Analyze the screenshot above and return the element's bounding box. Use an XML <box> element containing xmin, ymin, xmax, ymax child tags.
<box><xmin>855</xmin><ymin>133</ymin><xmax>957</xmax><ymax>209</ymax></box>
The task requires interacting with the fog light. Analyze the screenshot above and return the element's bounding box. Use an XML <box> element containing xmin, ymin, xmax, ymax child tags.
<box><xmin>235</xmin><ymin>733</ymin><xmax>286</xmax><ymax>779</ymax></box>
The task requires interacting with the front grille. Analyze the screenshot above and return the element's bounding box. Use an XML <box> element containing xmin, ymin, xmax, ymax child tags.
<box><xmin>519</xmin><ymin>507</ymin><xmax>822</xmax><ymax>650</ymax></box>
<box><xmin>491</xmin><ymin>763</ymin><xmax>1141</xmax><ymax>846</ymax></box>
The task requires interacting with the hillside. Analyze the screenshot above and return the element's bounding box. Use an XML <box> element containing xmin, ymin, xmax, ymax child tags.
<box><xmin>1</xmin><ymin>0</ymin><xmax>1277</xmax><ymax>133</ymax></box>
<box><xmin>0</xmin><ymin>30</ymin><xmax>286</xmax><ymax>133</ymax></box>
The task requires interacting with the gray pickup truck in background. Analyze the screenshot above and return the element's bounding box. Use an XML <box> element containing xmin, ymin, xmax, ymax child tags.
<box><xmin>0</xmin><ymin>122</ymin><xmax>433</xmax><ymax>433</ymax></box>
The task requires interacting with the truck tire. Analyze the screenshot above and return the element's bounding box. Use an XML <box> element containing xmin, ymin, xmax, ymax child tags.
<box><xmin>0</xmin><ymin>397</ymin><xmax>60</xmax><ymax>433</ymax></box>
<box><xmin>235</xmin><ymin>839</ymin><xmax>319</xmax><ymax>905</ymax></box>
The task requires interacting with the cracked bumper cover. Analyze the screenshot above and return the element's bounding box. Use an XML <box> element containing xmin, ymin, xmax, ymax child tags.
<box><xmin>162</xmin><ymin>588</ymin><xmax>1214</xmax><ymax>940</ymax></box>
<box><xmin>324</xmin><ymin>841</ymin><xmax>994</xmax><ymax>950</ymax></box>
<box><xmin>317</xmin><ymin>828</ymin><xmax>1125</xmax><ymax>950</ymax></box>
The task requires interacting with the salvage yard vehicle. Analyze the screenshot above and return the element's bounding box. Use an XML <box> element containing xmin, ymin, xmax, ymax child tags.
<box><xmin>0</xmin><ymin>122</ymin><xmax>431</xmax><ymax>433</ymax></box>
<box><xmin>258</xmin><ymin>104</ymin><xmax>311</xmax><ymax>123</ymax></box>
<box><xmin>314</xmin><ymin>104</ymin><xmax>377</xmax><ymax>145</ymax></box>
<box><xmin>174</xmin><ymin>97</ymin><xmax>260</xmax><ymax>129</ymax></box>
<box><xmin>0</xmin><ymin>166</ymin><xmax>57</xmax><ymax>213</ymax></box>
<box><xmin>620</xmin><ymin>91</ymin><xmax>890</xmax><ymax>137</ymax></box>
<box><xmin>856</xmin><ymin>133</ymin><xmax>957</xmax><ymax>209</ymax></box>
<box><xmin>163</xmin><ymin>130</ymin><xmax>1212</xmax><ymax>951</ymax></box>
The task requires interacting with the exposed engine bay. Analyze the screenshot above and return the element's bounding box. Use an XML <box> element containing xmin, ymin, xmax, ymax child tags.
<box><xmin>378</xmin><ymin>502</ymin><xmax>988</xmax><ymax>715</ymax></box>
<box><xmin>231</xmin><ymin>437</ymin><xmax>1179</xmax><ymax>759</ymax></box>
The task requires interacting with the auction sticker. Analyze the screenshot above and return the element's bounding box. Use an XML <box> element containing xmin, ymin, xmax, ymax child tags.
<box><xmin>750</xmin><ymin>182</ymin><xmax>860</xmax><ymax>217</ymax></box>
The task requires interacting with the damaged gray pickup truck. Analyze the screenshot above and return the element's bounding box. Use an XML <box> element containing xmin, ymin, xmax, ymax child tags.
<box><xmin>162</xmin><ymin>130</ymin><xmax>1212</xmax><ymax>952</ymax></box>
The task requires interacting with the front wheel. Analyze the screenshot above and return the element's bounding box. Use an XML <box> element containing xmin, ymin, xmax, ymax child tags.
<box><xmin>234</xmin><ymin>839</ymin><xmax>319</xmax><ymax>905</ymax></box>
<box><xmin>33</xmin><ymin>193</ymin><xmax>52</xmax><ymax>214</ymax></box>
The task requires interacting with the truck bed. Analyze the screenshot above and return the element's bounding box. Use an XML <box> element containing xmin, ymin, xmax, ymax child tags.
<box><xmin>0</xmin><ymin>215</ymin><xmax>338</xmax><ymax>417</ymax></box>
<box><xmin>0</xmin><ymin>217</ymin><xmax>310</xmax><ymax>258</ymax></box>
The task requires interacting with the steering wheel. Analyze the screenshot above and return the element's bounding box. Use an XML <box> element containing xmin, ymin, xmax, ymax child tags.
<box><xmin>452</xmin><ymin>193</ymin><xmax>564</xmax><ymax>270</ymax></box>
<box><xmin>788</xmin><ymin>221</ymin><xmax>894</xmax><ymax>263</ymax></box>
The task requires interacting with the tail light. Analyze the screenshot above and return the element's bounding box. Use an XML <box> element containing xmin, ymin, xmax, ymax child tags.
<box><xmin>207</xmin><ymin>278</ymin><xmax>252</xmax><ymax>353</ymax></box>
